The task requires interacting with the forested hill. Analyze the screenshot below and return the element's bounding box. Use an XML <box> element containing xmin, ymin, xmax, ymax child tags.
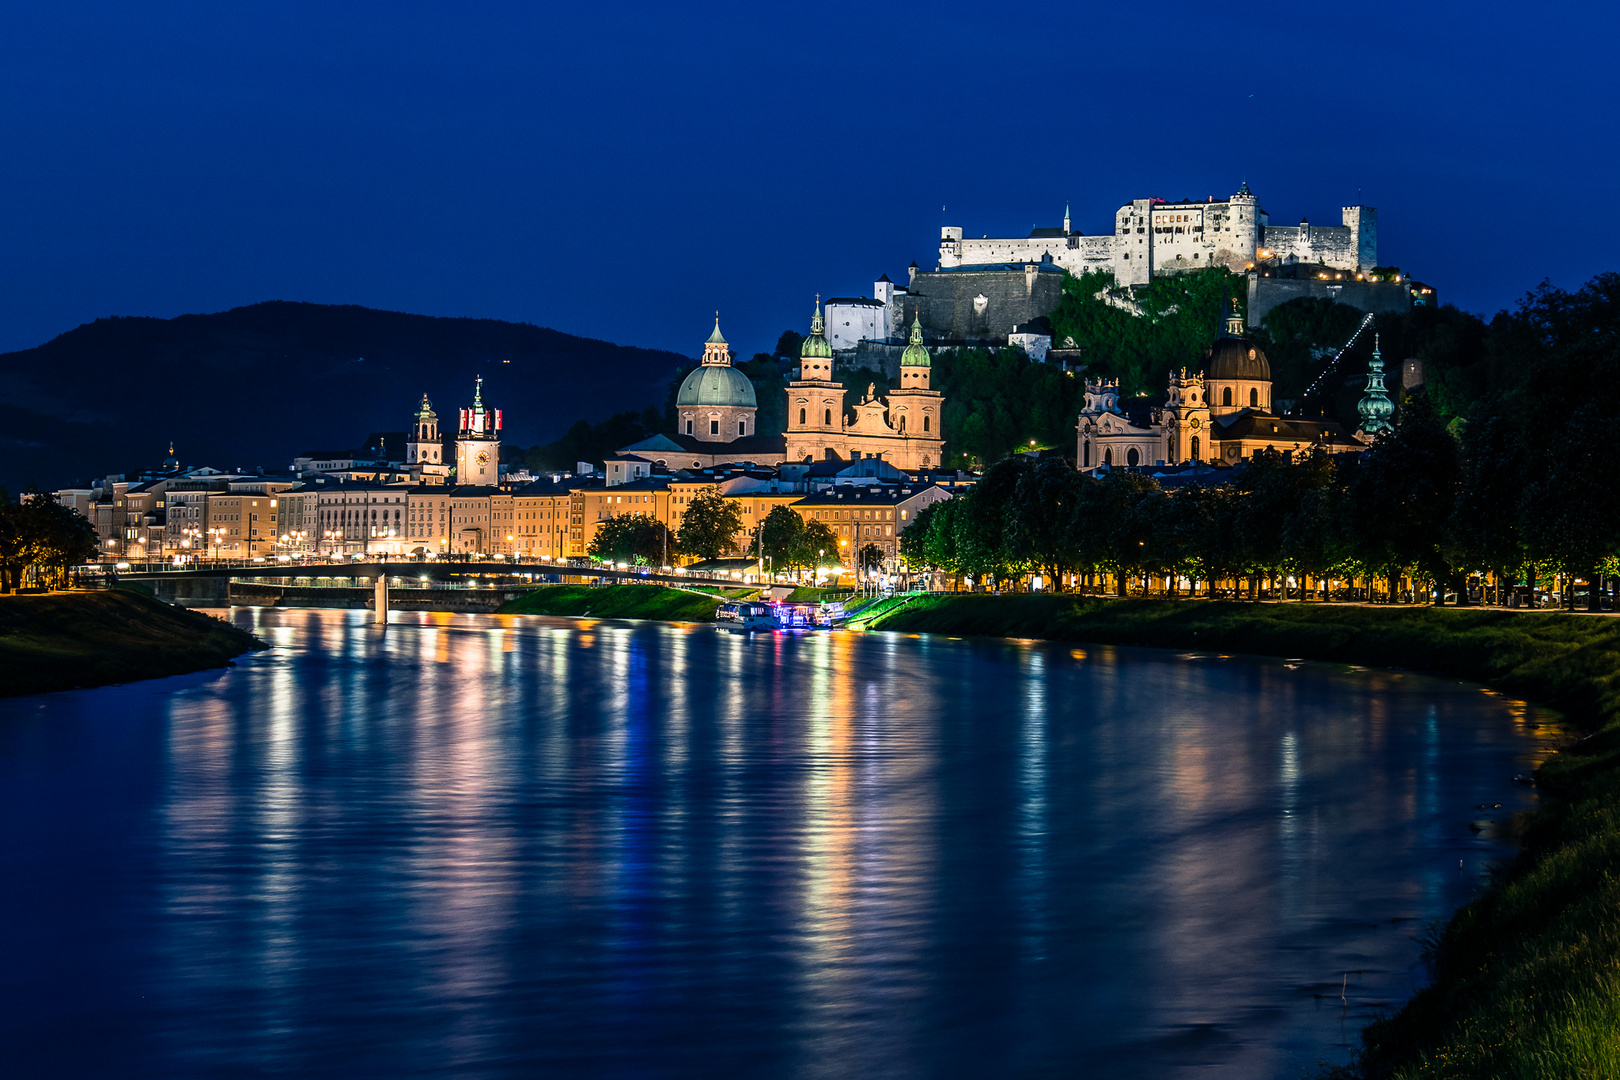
<box><xmin>0</xmin><ymin>301</ymin><xmax>689</xmax><ymax>494</ymax></box>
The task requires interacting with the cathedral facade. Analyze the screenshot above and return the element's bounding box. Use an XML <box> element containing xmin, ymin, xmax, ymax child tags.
<box><xmin>784</xmin><ymin>301</ymin><xmax>946</xmax><ymax>470</ymax></box>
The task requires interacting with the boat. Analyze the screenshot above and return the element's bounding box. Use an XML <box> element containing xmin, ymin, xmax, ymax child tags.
<box><xmin>716</xmin><ymin>601</ymin><xmax>779</xmax><ymax>630</ymax></box>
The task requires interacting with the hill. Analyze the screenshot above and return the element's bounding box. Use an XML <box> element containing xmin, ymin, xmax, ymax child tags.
<box><xmin>0</xmin><ymin>301</ymin><xmax>692</xmax><ymax>494</ymax></box>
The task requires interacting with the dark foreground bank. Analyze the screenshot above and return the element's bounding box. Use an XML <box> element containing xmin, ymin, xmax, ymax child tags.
<box><xmin>0</xmin><ymin>590</ymin><xmax>263</xmax><ymax>698</ymax></box>
<box><xmin>867</xmin><ymin>594</ymin><xmax>1620</xmax><ymax>1078</ymax></box>
<box><xmin>496</xmin><ymin>584</ymin><xmax>727</xmax><ymax>622</ymax></box>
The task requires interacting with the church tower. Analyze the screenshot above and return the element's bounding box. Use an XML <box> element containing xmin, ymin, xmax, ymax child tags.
<box><xmin>784</xmin><ymin>297</ymin><xmax>848</xmax><ymax>461</ymax></box>
<box><xmin>454</xmin><ymin>377</ymin><xmax>502</xmax><ymax>486</ymax></box>
<box><xmin>1356</xmin><ymin>334</ymin><xmax>1396</xmax><ymax>441</ymax></box>
<box><xmin>884</xmin><ymin>315</ymin><xmax>945</xmax><ymax>467</ymax></box>
<box><xmin>407</xmin><ymin>395</ymin><xmax>441</xmax><ymax>466</ymax></box>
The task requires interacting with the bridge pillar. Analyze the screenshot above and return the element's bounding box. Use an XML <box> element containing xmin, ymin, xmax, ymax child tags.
<box><xmin>374</xmin><ymin>575</ymin><xmax>389</xmax><ymax>624</ymax></box>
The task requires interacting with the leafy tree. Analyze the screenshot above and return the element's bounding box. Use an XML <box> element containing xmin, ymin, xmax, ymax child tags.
<box><xmin>934</xmin><ymin>346</ymin><xmax>1086</xmax><ymax>468</ymax></box>
<box><xmin>858</xmin><ymin>542</ymin><xmax>884</xmax><ymax>572</ymax></box>
<box><xmin>1009</xmin><ymin>457</ymin><xmax>1086</xmax><ymax>588</ymax></box>
<box><xmin>740</xmin><ymin>353</ymin><xmax>786</xmax><ymax>437</ymax></box>
<box><xmin>952</xmin><ymin>458</ymin><xmax>1030</xmax><ymax>582</ymax></box>
<box><xmin>589</xmin><ymin>514</ymin><xmax>671</xmax><ymax>566</ymax></box>
<box><xmin>1450</xmin><ymin>405</ymin><xmax>1525</xmax><ymax>602</ymax></box>
<box><xmin>1519</xmin><ymin>404</ymin><xmax>1618</xmax><ymax>611</ymax></box>
<box><xmin>791</xmin><ymin>519</ymin><xmax>839</xmax><ymax>574</ymax></box>
<box><xmin>759</xmin><ymin>505</ymin><xmax>804</xmax><ymax>568</ymax></box>
<box><xmin>677</xmin><ymin>488</ymin><xmax>744</xmax><ymax>561</ymax></box>
<box><xmin>774</xmin><ymin>330</ymin><xmax>804</xmax><ymax>361</ymax></box>
<box><xmin>0</xmin><ymin>493</ymin><xmax>98</xmax><ymax>592</ymax></box>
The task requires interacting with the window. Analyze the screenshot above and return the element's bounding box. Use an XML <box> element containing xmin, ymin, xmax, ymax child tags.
<box><xmin>922</xmin><ymin>415</ymin><xmax>930</xmax><ymax>432</ymax></box>
<box><xmin>1104</xmin><ymin>448</ymin><xmax>1113</xmax><ymax>466</ymax></box>
<box><xmin>738</xmin><ymin>419</ymin><xmax>747</xmax><ymax>436</ymax></box>
<box><xmin>1191</xmin><ymin>435</ymin><xmax>1200</xmax><ymax>461</ymax></box>
<box><xmin>1126</xmin><ymin>448</ymin><xmax>1140</xmax><ymax>467</ymax></box>
<box><xmin>1222</xmin><ymin>387</ymin><xmax>1232</xmax><ymax>407</ymax></box>
<box><xmin>1249</xmin><ymin>388</ymin><xmax>1259</xmax><ymax>407</ymax></box>
<box><xmin>824</xmin><ymin>408</ymin><xmax>832</xmax><ymax>425</ymax></box>
<box><xmin>799</xmin><ymin>407</ymin><xmax>806</xmax><ymax>425</ymax></box>
<box><xmin>710</xmin><ymin>419</ymin><xmax>720</xmax><ymax>436</ymax></box>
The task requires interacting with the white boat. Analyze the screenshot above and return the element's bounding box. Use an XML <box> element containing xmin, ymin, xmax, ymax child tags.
<box><xmin>716</xmin><ymin>601</ymin><xmax>779</xmax><ymax>630</ymax></box>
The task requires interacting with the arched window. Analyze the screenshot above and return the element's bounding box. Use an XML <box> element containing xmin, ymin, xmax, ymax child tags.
<box><xmin>923</xmin><ymin>415</ymin><xmax>930</xmax><ymax>432</ymax></box>
<box><xmin>824</xmin><ymin>408</ymin><xmax>832</xmax><ymax>425</ymax></box>
<box><xmin>1249</xmin><ymin>387</ymin><xmax>1259</xmax><ymax>407</ymax></box>
<box><xmin>1191</xmin><ymin>435</ymin><xmax>1200</xmax><ymax>461</ymax></box>
<box><xmin>799</xmin><ymin>407</ymin><xmax>806</xmax><ymax>425</ymax></box>
<box><xmin>1083</xmin><ymin>440</ymin><xmax>1091</xmax><ymax>468</ymax></box>
<box><xmin>1126</xmin><ymin>448</ymin><xmax>1140</xmax><ymax>467</ymax></box>
<box><xmin>1104</xmin><ymin>448</ymin><xmax>1113</xmax><ymax>466</ymax></box>
<box><xmin>1222</xmin><ymin>387</ymin><xmax>1232</xmax><ymax>407</ymax></box>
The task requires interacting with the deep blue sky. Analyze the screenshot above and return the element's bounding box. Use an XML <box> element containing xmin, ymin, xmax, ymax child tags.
<box><xmin>2</xmin><ymin>2</ymin><xmax>1615</xmax><ymax>360</ymax></box>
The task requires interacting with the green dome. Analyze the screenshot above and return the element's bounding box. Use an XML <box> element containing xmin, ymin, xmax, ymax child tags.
<box><xmin>900</xmin><ymin>316</ymin><xmax>931</xmax><ymax>367</ymax></box>
<box><xmin>801</xmin><ymin>297</ymin><xmax>834</xmax><ymax>360</ymax></box>
<box><xmin>677</xmin><ymin>364</ymin><xmax>757</xmax><ymax>409</ymax></box>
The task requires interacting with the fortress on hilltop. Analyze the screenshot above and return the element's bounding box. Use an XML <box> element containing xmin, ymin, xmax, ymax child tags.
<box><xmin>938</xmin><ymin>182</ymin><xmax>1376</xmax><ymax>286</ymax></box>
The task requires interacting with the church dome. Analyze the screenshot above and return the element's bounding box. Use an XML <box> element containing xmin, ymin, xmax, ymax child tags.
<box><xmin>677</xmin><ymin>364</ymin><xmax>757</xmax><ymax>409</ymax></box>
<box><xmin>801</xmin><ymin>297</ymin><xmax>834</xmax><ymax>360</ymax></box>
<box><xmin>1205</xmin><ymin>336</ymin><xmax>1270</xmax><ymax>382</ymax></box>
<box><xmin>900</xmin><ymin>316</ymin><xmax>931</xmax><ymax>367</ymax></box>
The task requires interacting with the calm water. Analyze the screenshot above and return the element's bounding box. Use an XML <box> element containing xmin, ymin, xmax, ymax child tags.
<box><xmin>0</xmin><ymin>608</ymin><xmax>1560</xmax><ymax>1079</ymax></box>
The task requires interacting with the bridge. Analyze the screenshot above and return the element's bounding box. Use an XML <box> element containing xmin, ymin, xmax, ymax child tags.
<box><xmin>114</xmin><ymin>559</ymin><xmax>769</xmax><ymax>618</ymax></box>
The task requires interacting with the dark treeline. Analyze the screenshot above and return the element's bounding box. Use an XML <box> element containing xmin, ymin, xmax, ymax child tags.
<box><xmin>0</xmin><ymin>488</ymin><xmax>100</xmax><ymax>592</ymax></box>
<box><xmin>902</xmin><ymin>273</ymin><xmax>1620</xmax><ymax>609</ymax></box>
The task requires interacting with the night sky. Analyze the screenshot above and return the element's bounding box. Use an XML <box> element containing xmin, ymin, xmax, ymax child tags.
<box><xmin>2</xmin><ymin>2</ymin><xmax>1614</xmax><ymax>360</ymax></box>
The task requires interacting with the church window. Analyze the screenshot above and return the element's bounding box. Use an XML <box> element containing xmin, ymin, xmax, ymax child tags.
<box><xmin>710</xmin><ymin>419</ymin><xmax>720</xmax><ymax>436</ymax></box>
<box><xmin>1127</xmin><ymin>448</ymin><xmax>1140</xmax><ymax>467</ymax></box>
<box><xmin>922</xmin><ymin>415</ymin><xmax>930</xmax><ymax>432</ymax></box>
<box><xmin>1191</xmin><ymin>435</ymin><xmax>1200</xmax><ymax>460</ymax></box>
<box><xmin>739</xmin><ymin>419</ymin><xmax>747</xmax><ymax>436</ymax></box>
<box><xmin>1222</xmin><ymin>387</ymin><xmax>1232</xmax><ymax>407</ymax></box>
<box><xmin>1083</xmin><ymin>441</ymin><xmax>1091</xmax><ymax>468</ymax></box>
<box><xmin>686</xmin><ymin>420</ymin><xmax>694</xmax><ymax>435</ymax></box>
<box><xmin>1104</xmin><ymin>448</ymin><xmax>1114</xmax><ymax>466</ymax></box>
<box><xmin>799</xmin><ymin>408</ymin><xmax>806</xmax><ymax>425</ymax></box>
<box><xmin>824</xmin><ymin>409</ymin><xmax>832</xmax><ymax>426</ymax></box>
<box><xmin>1249</xmin><ymin>388</ymin><xmax>1259</xmax><ymax>407</ymax></box>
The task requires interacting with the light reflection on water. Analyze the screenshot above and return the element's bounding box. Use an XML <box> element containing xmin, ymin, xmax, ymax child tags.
<box><xmin>0</xmin><ymin>608</ymin><xmax>1561</xmax><ymax>1079</ymax></box>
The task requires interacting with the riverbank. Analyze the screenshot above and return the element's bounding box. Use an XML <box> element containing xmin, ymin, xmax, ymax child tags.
<box><xmin>0</xmin><ymin>590</ymin><xmax>264</xmax><ymax>698</ymax></box>
<box><xmin>865</xmin><ymin>594</ymin><xmax>1620</xmax><ymax>1078</ymax></box>
<box><xmin>495</xmin><ymin>584</ymin><xmax>731</xmax><ymax>622</ymax></box>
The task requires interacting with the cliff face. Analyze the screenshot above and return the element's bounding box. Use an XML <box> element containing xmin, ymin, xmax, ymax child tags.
<box><xmin>0</xmin><ymin>301</ymin><xmax>690</xmax><ymax>494</ymax></box>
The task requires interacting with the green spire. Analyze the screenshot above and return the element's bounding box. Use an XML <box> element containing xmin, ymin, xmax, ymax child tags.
<box><xmin>1357</xmin><ymin>333</ymin><xmax>1396</xmax><ymax>438</ymax></box>
<box><xmin>472</xmin><ymin>376</ymin><xmax>484</xmax><ymax>409</ymax></box>
<box><xmin>900</xmin><ymin>315</ymin><xmax>931</xmax><ymax>367</ymax></box>
<box><xmin>706</xmin><ymin>313</ymin><xmax>727</xmax><ymax>345</ymax></box>
<box><xmin>800</xmin><ymin>295</ymin><xmax>833</xmax><ymax>361</ymax></box>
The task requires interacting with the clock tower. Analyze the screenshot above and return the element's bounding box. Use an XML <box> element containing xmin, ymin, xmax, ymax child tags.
<box><xmin>454</xmin><ymin>376</ymin><xmax>502</xmax><ymax>486</ymax></box>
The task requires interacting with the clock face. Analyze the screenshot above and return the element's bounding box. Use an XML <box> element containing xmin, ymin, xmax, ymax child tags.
<box><xmin>1191</xmin><ymin>417</ymin><xmax>1202</xmax><ymax>430</ymax></box>
<box><xmin>475</xmin><ymin>450</ymin><xmax>489</xmax><ymax>467</ymax></box>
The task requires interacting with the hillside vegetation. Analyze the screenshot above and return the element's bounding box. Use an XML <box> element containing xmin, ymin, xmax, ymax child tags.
<box><xmin>865</xmin><ymin>594</ymin><xmax>1620</xmax><ymax>1079</ymax></box>
<box><xmin>0</xmin><ymin>301</ymin><xmax>690</xmax><ymax>494</ymax></box>
<box><xmin>0</xmin><ymin>590</ymin><xmax>262</xmax><ymax>696</ymax></box>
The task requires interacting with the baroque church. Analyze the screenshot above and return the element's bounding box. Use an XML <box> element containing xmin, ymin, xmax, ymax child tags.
<box><xmin>1077</xmin><ymin>302</ymin><xmax>1362</xmax><ymax>469</ymax></box>
<box><xmin>619</xmin><ymin>302</ymin><xmax>950</xmax><ymax>471</ymax></box>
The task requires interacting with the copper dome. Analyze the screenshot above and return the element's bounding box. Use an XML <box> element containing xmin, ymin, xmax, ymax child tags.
<box><xmin>1205</xmin><ymin>336</ymin><xmax>1271</xmax><ymax>382</ymax></box>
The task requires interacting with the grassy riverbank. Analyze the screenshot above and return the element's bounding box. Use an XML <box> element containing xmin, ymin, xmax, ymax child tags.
<box><xmin>867</xmin><ymin>594</ymin><xmax>1620</xmax><ymax>1078</ymax></box>
<box><xmin>0</xmin><ymin>590</ymin><xmax>263</xmax><ymax>697</ymax></box>
<box><xmin>496</xmin><ymin>584</ymin><xmax>728</xmax><ymax>622</ymax></box>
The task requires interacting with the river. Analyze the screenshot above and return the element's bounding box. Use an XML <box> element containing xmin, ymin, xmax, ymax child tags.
<box><xmin>0</xmin><ymin>608</ymin><xmax>1560</xmax><ymax>1078</ymax></box>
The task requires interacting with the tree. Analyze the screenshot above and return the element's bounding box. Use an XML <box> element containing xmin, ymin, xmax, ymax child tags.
<box><xmin>759</xmin><ymin>505</ymin><xmax>804</xmax><ymax>569</ymax></box>
<box><xmin>790</xmin><ymin>519</ymin><xmax>839</xmax><ymax>575</ymax></box>
<box><xmin>858</xmin><ymin>542</ymin><xmax>884</xmax><ymax>572</ymax></box>
<box><xmin>677</xmin><ymin>488</ymin><xmax>744</xmax><ymax>561</ymax></box>
<box><xmin>1519</xmin><ymin>404</ymin><xmax>1618</xmax><ymax>611</ymax></box>
<box><xmin>1009</xmin><ymin>458</ymin><xmax>1086</xmax><ymax>588</ymax></box>
<box><xmin>0</xmin><ymin>493</ymin><xmax>98</xmax><ymax>592</ymax></box>
<box><xmin>589</xmin><ymin>514</ymin><xmax>670</xmax><ymax>566</ymax></box>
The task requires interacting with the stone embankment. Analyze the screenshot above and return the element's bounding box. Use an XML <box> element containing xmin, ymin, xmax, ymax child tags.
<box><xmin>0</xmin><ymin>590</ymin><xmax>263</xmax><ymax>697</ymax></box>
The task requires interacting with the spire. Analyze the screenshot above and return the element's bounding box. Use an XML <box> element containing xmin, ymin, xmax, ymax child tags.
<box><xmin>1222</xmin><ymin>296</ymin><xmax>1245</xmax><ymax>337</ymax></box>
<box><xmin>1063</xmin><ymin>202</ymin><xmax>1072</xmax><ymax>233</ymax></box>
<box><xmin>800</xmin><ymin>295</ymin><xmax>834</xmax><ymax>364</ymax></box>
<box><xmin>472</xmin><ymin>376</ymin><xmax>484</xmax><ymax>409</ymax></box>
<box><xmin>1237</xmin><ymin>178</ymin><xmax>1252</xmax><ymax>197</ymax></box>
<box><xmin>900</xmin><ymin>313</ymin><xmax>931</xmax><ymax>367</ymax></box>
<box><xmin>1356</xmin><ymin>332</ymin><xmax>1396</xmax><ymax>438</ymax></box>
<box><xmin>702</xmin><ymin>314</ymin><xmax>732</xmax><ymax>365</ymax></box>
<box><xmin>706</xmin><ymin>313</ymin><xmax>727</xmax><ymax>346</ymax></box>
